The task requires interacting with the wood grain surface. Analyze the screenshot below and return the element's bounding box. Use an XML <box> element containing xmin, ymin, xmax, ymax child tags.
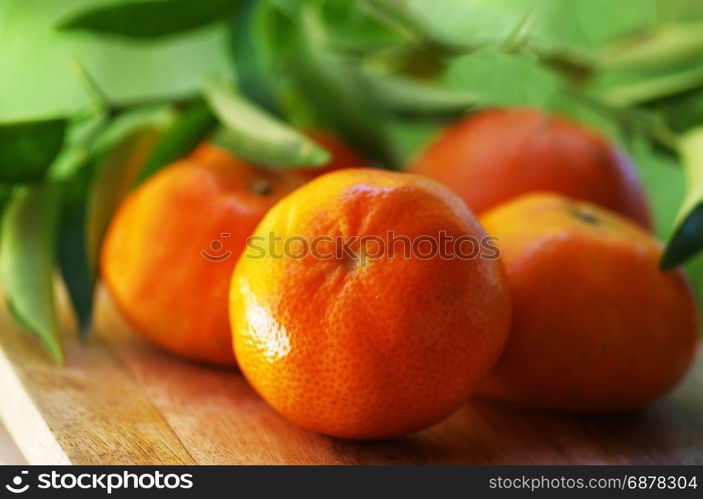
<box><xmin>0</xmin><ymin>287</ymin><xmax>701</xmax><ymax>465</ymax></box>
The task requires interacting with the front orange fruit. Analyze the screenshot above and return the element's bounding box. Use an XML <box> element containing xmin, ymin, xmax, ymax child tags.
<box><xmin>479</xmin><ymin>193</ymin><xmax>699</xmax><ymax>413</ymax></box>
<box><xmin>230</xmin><ymin>169</ymin><xmax>511</xmax><ymax>439</ymax></box>
<box><xmin>101</xmin><ymin>133</ymin><xmax>363</xmax><ymax>365</ymax></box>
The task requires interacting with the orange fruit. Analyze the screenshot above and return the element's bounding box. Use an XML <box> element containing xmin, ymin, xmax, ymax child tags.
<box><xmin>478</xmin><ymin>193</ymin><xmax>698</xmax><ymax>413</ymax></box>
<box><xmin>230</xmin><ymin>168</ymin><xmax>511</xmax><ymax>439</ymax></box>
<box><xmin>101</xmin><ymin>134</ymin><xmax>363</xmax><ymax>365</ymax></box>
<box><xmin>410</xmin><ymin>108</ymin><xmax>652</xmax><ymax>228</ymax></box>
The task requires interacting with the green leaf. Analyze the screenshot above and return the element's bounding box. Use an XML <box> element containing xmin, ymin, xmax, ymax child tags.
<box><xmin>597</xmin><ymin>22</ymin><xmax>703</xmax><ymax>74</ymax></box>
<box><xmin>533</xmin><ymin>0</ymin><xmax>660</xmax><ymax>53</ymax></box>
<box><xmin>49</xmin><ymin>113</ymin><xmax>110</xmax><ymax>181</ymax></box>
<box><xmin>0</xmin><ymin>185</ymin><xmax>10</xmax><ymax>214</ymax></box>
<box><xmin>1</xmin><ymin>183</ymin><xmax>63</xmax><ymax>361</ymax></box>
<box><xmin>230</xmin><ymin>0</ymin><xmax>281</xmax><ymax>113</ymax></box>
<box><xmin>0</xmin><ymin>118</ymin><xmax>67</xmax><ymax>182</ymax></box>
<box><xmin>290</xmin><ymin>0</ymin><xmax>398</xmax><ymax>167</ymax></box>
<box><xmin>203</xmin><ymin>78</ymin><xmax>330</xmax><ymax>168</ymax></box>
<box><xmin>87</xmin><ymin>107</ymin><xmax>172</xmax><ymax>267</ymax></box>
<box><xmin>443</xmin><ymin>47</ymin><xmax>563</xmax><ymax>108</ymax></box>
<box><xmin>592</xmin><ymin>65</ymin><xmax>703</xmax><ymax>106</ymax></box>
<box><xmin>398</xmin><ymin>0</ymin><xmax>532</xmax><ymax>49</ymax></box>
<box><xmin>359</xmin><ymin>46</ymin><xmax>475</xmax><ymax>116</ymax></box>
<box><xmin>661</xmin><ymin>128</ymin><xmax>703</xmax><ymax>268</ymax></box>
<box><xmin>57</xmin><ymin>106</ymin><xmax>172</xmax><ymax>338</ymax></box>
<box><xmin>360</xmin><ymin>70</ymin><xmax>475</xmax><ymax>116</ymax></box>
<box><xmin>663</xmin><ymin>88</ymin><xmax>703</xmax><ymax>132</ymax></box>
<box><xmin>137</xmin><ymin>101</ymin><xmax>217</xmax><ymax>185</ymax></box>
<box><xmin>58</xmin><ymin>166</ymin><xmax>95</xmax><ymax>339</ymax></box>
<box><xmin>0</xmin><ymin>0</ymin><xmax>233</xmax><ymax>120</ymax></box>
<box><xmin>57</xmin><ymin>0</ymin><xmax>240</xmax><ymax>39</ymax></box>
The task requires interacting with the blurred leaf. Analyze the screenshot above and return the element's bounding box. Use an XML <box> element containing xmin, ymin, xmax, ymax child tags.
<box><xmin>662</xmin><ymin>88</ymin><xmax>703</xmax><ymax>132</ymax></box>
<box><xmin>384</xmin><ymin>119</ymin><xmax>442</xmax><ymax>166</ymax></box>
<box><xmin>0</xmin><ymin>0</ymin><xmax>233</xmax><ymax>120</ymax></box>
<box><xmin>360</xmin><ymin>69</ymin><xmax>474</xmax><ymax>116</ymax></box>
<box><xmin>230</xmin><ymin>0</ymin><xmax>280</xmax><ymax>113</ymax></box>
<box><xmin>292</xmin><ymin>0</ymin><xmax>398</xmax><ymax>167</ymax></box>
<box><xmin>593</xmin><ymin>65</ymin><xmax>703</xmax><ymax>107</ymax></box>
<box><xmin>58</xmin><ymin>165</ymin><xmax>95</xmax><ymax>339</ymax></box>
<box><xmin>662</xmin><ymin>203</ymin><xmax>703</xmax><ymax>269</ymax></box>
<box><xmin>398</xmin><ymin>0</ymin><xmax>531</xmax><ymax>49</ymax></box>
<box><xmin>320</xmin><ymin>0</ymin><xmax>408</xmax><ymax>53</ymax></box>
<box><xmin>50</xmin><ymin>112</ymin><xmax>109</xmax><ymax>337</ymax></box>
<box><xmin>137</xmin><ymin>101</ymin><xmax>217</xmax><ymax>184</ymax></box>
<box><xmin>49</xmin><ymin>113</ymin><xmax>110</xmax><ymax>180</ymax></box>
<box><xmin>0</xmin><ymin>118</ymin><xmax>67</xmax><ymax>182</ymax></box>
<box><xmin>656</xmin><ymin>0</ymin><xmax>703</xmax><ymax>23</ymax></box>
<box><xmin>443</xmin><ymin>47</ymin><xmax>562</xmax><ymax>108</ymax></box>
<box><xmin>57</xmin><ymin>0</ymin><xmax>239</xmax><ymax>39</ymax></box>
<box><xmin>57</xmin><ymin>106</ymin><xmax>172</xmax><ymax>337</ymax></box>
<box><xmin>533</xmin><ymin>0</ymin><xmax>659</xmax><ymax>53</ymax></box>
<box><xmin>359</xmin><ymin>44</ymin><xmax>474</xmax><ymax>116</ymax></box>
<box><xmin>203</xmin><ymin>78</ymin><xmax>330</xmax><ymax>167</ymax></box>
<box><xmin>0</xmin><ymin>183</ymin><xmax>62</xmax><ymax>361</ymax></box>
<box><xmin>86</xmin><ymin>106</ymin><xmax>173</xmax><ymax>273</ymax></box>
<box><xmin>662</xmin><ymin>128</ymin><xmax>703</xmax><ymax>268</ymax></box>
<box><xmin>0</xmin><ymin>185</ymin><xmax>10</xmax><ymax>214</ymax></box>
<box><xmin>597</xmin><ymin>22</ymin><xmax>703</xmax><ymax>73</ymax></box>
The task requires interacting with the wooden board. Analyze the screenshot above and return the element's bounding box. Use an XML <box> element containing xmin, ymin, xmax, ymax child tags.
<box><xmin>0</xmin><ymin>287</ymin><xmax>701</xmax><ymax>465</ymax></box>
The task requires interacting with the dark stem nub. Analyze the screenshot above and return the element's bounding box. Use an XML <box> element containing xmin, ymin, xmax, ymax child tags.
<box><xmin>573</xmin><ymin>207</ymin><xmax>599</xmax><ymax>225</ymax></box>
<box><xmin>250</xmin><ymin>179</ymin><xmax>274</xmax><ymax>196</ymax></box>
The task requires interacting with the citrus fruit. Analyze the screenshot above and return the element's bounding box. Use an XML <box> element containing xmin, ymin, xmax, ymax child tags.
<box><xmin>479</xmin><ymin>193</ymin><xmax>698</xmax><ymax>412</ymax></box>
<box><xmin>410</xmin><ymin>108</ymin><xmax>652</xmax><ymax>228</ymax></box>
<box><xmin>230</xmin><ymin>168</ymin><xmax>511</xmax><ymax>439</ymax></box>
<box><xmin>101</xmin><ymin>134</ymin><xmax>362</xmax><ymax>365</ymax></box>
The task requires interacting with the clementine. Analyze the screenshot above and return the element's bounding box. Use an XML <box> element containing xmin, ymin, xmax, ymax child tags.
<box><xmin>101</xmin><ymin>134</ymin><xmax>363</xmax><ymax>365</ymax></box>
<box><xmin>230</xmin><ymin>169</ymin><xmax>511</xmax><ymax>439</ymax></box>
<box><xmin>410</xmin><ymin>108</ymin><xmax>652</xmax><ymax>228</ymax></box>
<box><xmin>479</xmin><ymin>193</ymin><xmax>698</xmax><ymax>413</ymax></box>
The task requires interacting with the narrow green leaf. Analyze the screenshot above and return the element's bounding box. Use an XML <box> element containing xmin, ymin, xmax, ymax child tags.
<box><xmin>598</xmin><ymin>22</ymin><xmax>703</xmax><ymax>73</ymax></box>
<box><xmin>293</xmin><ymin>0</ymin><xmax>398</xmax><ymax>167</ymax></box>
<box><xmin>86</xmin><ymin>108</ymin><xmax>172</xmax><ymax>271</ymax></box>
<box><xmin>0</xmin><ymin>118</ymin><xmax>67</xmax><ymax>183</ymax></box>
<box><xmin>661</xmin><ymin>128</ymin><xmax>703</xmax><ymax>268</ymax></box>
<box><xmin>230</xmin><ymin>0</ymin><xmax>281</xmax><ymax>113</ymax></box>
<box><xmin>57</xmin><ymin>0</ymin><xmax>239</xmax><ymax>39</ymax></box>
<box><xmin>360</xmin><ymin>69</ymin><xmax>475</xmax><ymax>115</ymax></box>
<box><xmin>203</xmin><ymin>78</ymin><xmax>330</xmax><ymax>168</ymax></box>
<box><xmin>57</xmin><ymin>107</ymin><xmax>172</xmax><ymax>338</ymax></box>
<box><xmin>0</xmin><ymin>184</ymin><xmax>10</xmax><ymax>207</ymax></box>
<box><xmin>49</xmin><ymin>113</ymin><xmax>110</xmax><ymax>181</ymax></box>
<box><xmin>591</xmin><ymin>65</ymin><xmax>703</xmax><ymax>107</ymax></box>
<box><xmin>1</xmin><ymin>184</ymin><xmax>63</xmax><ymax>361</ymax></box>
<box><xmin>58</xmin><ymin>167</ymin><xmax>95</xmax><ymax>339</ymax></box>
<box><xmin>136</xmin><ymin>101</ymin><xmax>217</xmax><ymax>185</ymax></box>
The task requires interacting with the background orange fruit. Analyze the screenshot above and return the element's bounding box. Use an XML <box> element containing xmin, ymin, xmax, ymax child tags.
<box><xmin>479</xmin><ymin>193</ymin><xmax>698</xmax><ymax>413</ymax></box>
<box><xmin>230</xmin><ymin>168</ymin><xmax>511</xmax><ymax>439</ymax></box>
<box><xmin>101</xmin><ymin>134</ymin><xmax>362</xmax><ymax>365</ymax></box>
<box><xmin>410</xmin><ymin>108</ymin><xmax>652</xmax><ymax>228</ymax></box>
